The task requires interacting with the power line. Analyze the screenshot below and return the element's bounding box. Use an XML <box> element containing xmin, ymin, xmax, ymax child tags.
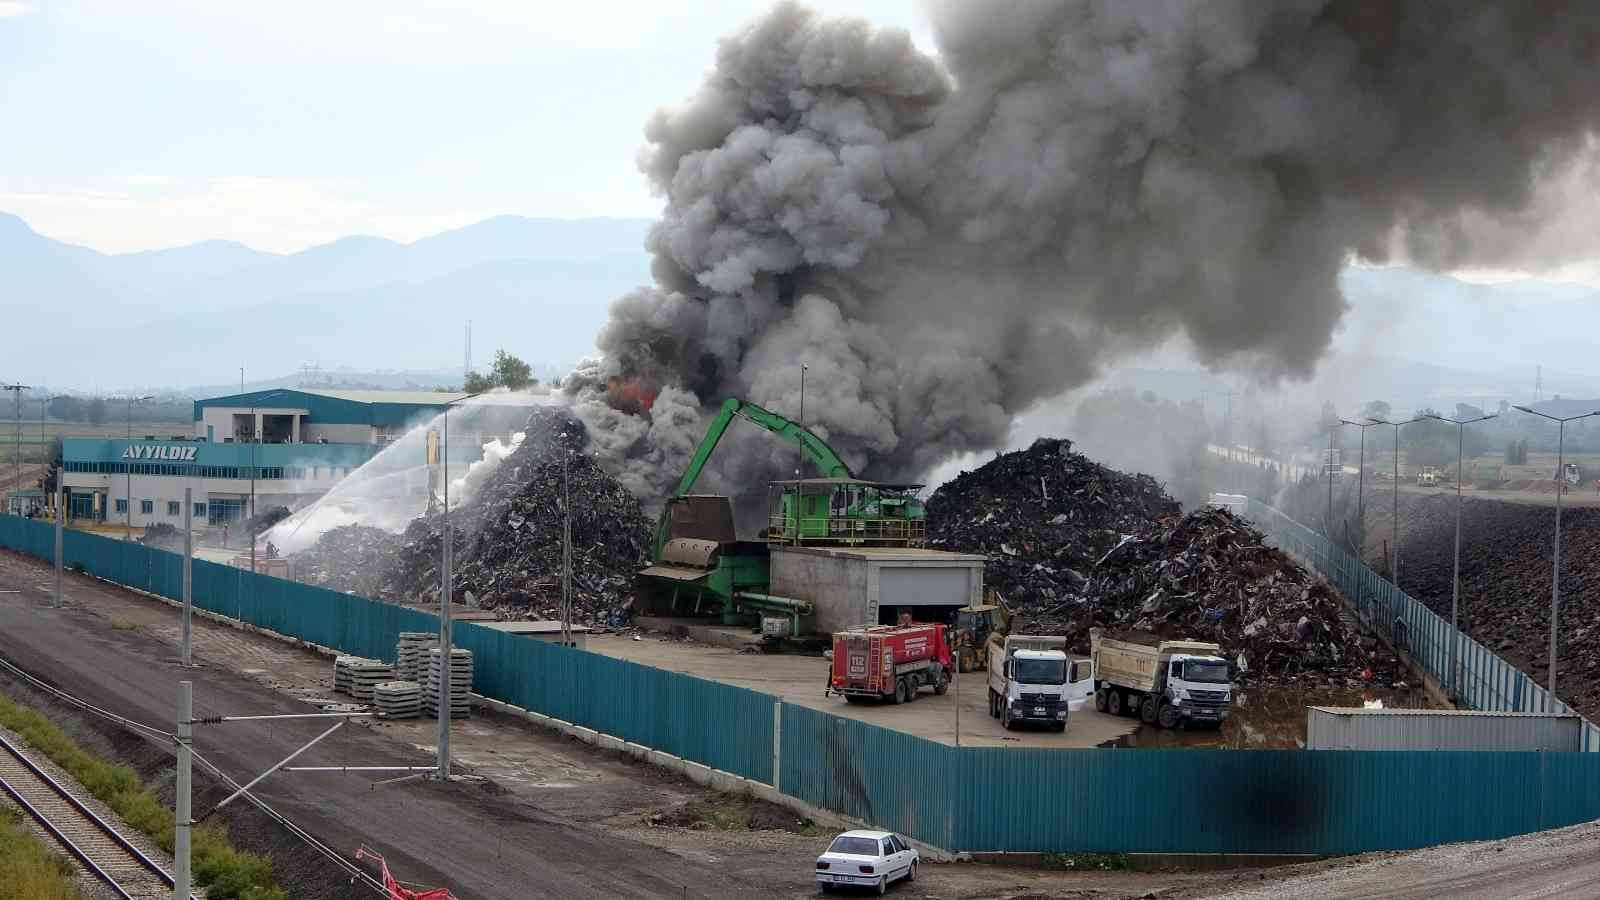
<box><xmin>0</xmin><ymin>651</ymin><xmax>386</xmax><ymax>896</ymax></box>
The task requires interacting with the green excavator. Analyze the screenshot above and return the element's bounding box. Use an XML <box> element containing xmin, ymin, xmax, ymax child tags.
<box><xmin>638</xmin><ymin>397</ymin><xmax>927</xmax><ymax>636</ymax></box>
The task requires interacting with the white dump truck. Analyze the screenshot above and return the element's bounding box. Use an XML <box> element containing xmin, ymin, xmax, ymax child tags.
<box><xmin>1089</xmin><ymin>628</ymin><xmax>1233</xmax><ymax>729</ymax></box>
<box><xmin>986</xmin><ymin>635</ymin><xmax>1091</xmax><ymax>732</ymax></box>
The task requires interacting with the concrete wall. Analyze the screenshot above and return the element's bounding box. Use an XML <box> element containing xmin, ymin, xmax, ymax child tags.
<box><xmin>771</xmin><ymin>548</ymin><xmax>985</xmax><ymax>633</ymax></box>
<box><xmin>770</xmin><ymin>548</ymin><xmax>871</xmax><ymax>634</ymax></box>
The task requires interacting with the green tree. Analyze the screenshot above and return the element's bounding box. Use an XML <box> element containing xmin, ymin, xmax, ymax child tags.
<box><xmin>86</xmin><ymin>397</ymin><xmax>106</xmax><ymax>425</ymax></box>
<box><xmin>489</xmin><ymin>349</ymin><xmax>534</xmax><ymax>390</ymax></box>
<box><xmin>1361</xmin><ymin>400</ymin><xmax>1391</xmax><ymax>421</ymax></box>
<box><xmin>462</xmin><ymin>349</ymin><xmax>536</xmax><ymax>393</ymax></box>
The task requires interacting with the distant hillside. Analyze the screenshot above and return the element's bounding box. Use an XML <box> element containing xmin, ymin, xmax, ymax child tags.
<box><xmin>0</xmin><ymin>212</ymin><xmax>651</xmax><ymax>389</ymax></box>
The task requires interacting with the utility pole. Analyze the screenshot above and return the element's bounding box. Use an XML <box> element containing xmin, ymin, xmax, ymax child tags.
<box><xmin>561</xmin><ymin>439</ymin><xmax>572</xmax><ymax>648</ymax></box>
<box><xmin>175</xmin><ymin>681</ymin><xmax>192</xmax><ymax>900</ymax></box>
<box><xmin>54</xmin><ymin>479</ymin><xmax>63</xmax><ymax>608</ymax></box>
<box><xmin>2</xmin><ymin>383</ymin><xmax>28</xmax><ymax>514</ymax></box>
<box><xmin>182</xmin><ymin>487</ymin><xmax>194</xmax><ymax>667</ymax></box>
<box><xmin>1513</xmin><ymin>404</ymin><xmax>1600</xmax><ymax>705</ymax></box>
<box><xmin>126</xmin><ymin>395</ymin><xmax>153</xmax><ymax>538</ymax></box>
<box><xmin>438</xmin><ymin>402</ymin><xmax>453</xmax><ymax>781</ymax></box>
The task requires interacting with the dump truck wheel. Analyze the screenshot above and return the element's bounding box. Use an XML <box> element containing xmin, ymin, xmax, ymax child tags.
<box><xmin>893</xmin><ymin>678</ymin><xmax>909</xmax><ymax>704</ymax></box>
<box><xmin>1140</xmin><ymin>697</ymin><xmax>1158</xmax><ymax>725</ymax></box>
<box><xmin>1094</xmin><ymin>688</ymin><xmax>1107</xmax><ymax>713</ymax></box>
<box><xmin>906</xmin><ymin>677</ymin><xmax>919</xmax><ymax>702</ymax></box>
<box><xmin>1002</xmin><ymin>703</ymin><xmax>1016</xmax><ymax>730</ymax></box>
<box><xmin>933</xmin><ymin>672</ymin><xmax>949</xmax><ymax>696</ymax></box>
<box><xmin>1106</xmin><ymin>690</ymin><xmax>1122</xmax><ymax>717</ymax></box>
<box><xmin>1157</xmin><ymin>703</ymin><xmax>1181</xmax><ymax>729</ymax></box>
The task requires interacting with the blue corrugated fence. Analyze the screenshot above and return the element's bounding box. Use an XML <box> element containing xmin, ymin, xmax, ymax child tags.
<box><xmin>6</xmin><ymin>513</ymin><xmax>1600</xmax><ymax>854</ymax></box>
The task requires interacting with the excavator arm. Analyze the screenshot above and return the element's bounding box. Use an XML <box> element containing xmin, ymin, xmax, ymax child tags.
<box><xmin>653</xmin><ymin>397</ymin><xmax>854</xmax><ymax>557</ymax></box>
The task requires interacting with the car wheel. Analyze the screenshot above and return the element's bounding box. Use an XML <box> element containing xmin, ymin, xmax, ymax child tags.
<box><xmin>1106</xmin><ymin>690</ymin><xmax>1122</xmax><ymax>717</ymax></box>
<box><xmin>1157</xmin><ymin>703</ymin><xmax>1181</xmax><ymax>729</ymax></box>
<box><xmin>1141</xmin><ymin>697</ymin><xmax>1158</xmax><ymax>725</ymax></box>
<box><xmin>876</xmin><ymin>874</ymin><xmax>888</xmax><ymax>895</ymax></box>
<box><xmin>1094</xmin><ymin>688</ymin><xmax>1108</xmax><ymax>712</ymax></box>
<box><xmin>818</xmin><ymin>883</ymin><xmax>834</xmax><ymax>894</ymax></box>
<box><xmin>907</xmin><ymin>860</ymin><xmax>917</xmax><ymax>881</ymax></box>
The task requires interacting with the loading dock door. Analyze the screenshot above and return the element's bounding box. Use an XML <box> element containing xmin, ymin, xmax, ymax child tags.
<box><xmin>878</xmin><ymin>566</ymin><xmax>973</xmax><ymax>609</ymax></box>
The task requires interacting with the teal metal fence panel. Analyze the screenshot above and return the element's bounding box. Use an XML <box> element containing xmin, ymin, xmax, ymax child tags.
<box><xmin>1244</xmin><ymin>499</ymin><xmax>1600</xmax><ymax>751</ymax></box>
<box><xmin>780</xmin><ymin>703</ymin><xmax>956</xmax><ymax>849</ymax></box>
<box><xmin>8</xmin><ymin>514</ymin><xmax>1600</xmax><ymax>853</ymax></box>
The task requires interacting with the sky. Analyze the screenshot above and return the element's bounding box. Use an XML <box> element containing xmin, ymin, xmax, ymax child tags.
<box><xmin>0</xmin><ymin>0</ymin><xmax>935</xmax><ymax>254</ymax></box>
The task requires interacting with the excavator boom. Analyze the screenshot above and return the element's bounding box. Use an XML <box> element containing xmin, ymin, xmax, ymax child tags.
<box><xmin>654</xmin><ymin>398</ymin><xmax>854</xmax><ymax>556</ymax></box>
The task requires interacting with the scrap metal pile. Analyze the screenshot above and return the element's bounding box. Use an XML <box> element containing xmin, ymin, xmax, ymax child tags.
<box><xmin>1087</xmin><ymin>507</ymin><xmax>1390</xmax><ymax>683</ymax></box>
<box><xmin>386</xmin><ymin>407</ymin><xmax>650</xmax><ymax>624</ymax></box>
<box><xmin>927</xmin><ymin>437</ymin><xmax>1179</xmax><ymax>609</ymax></box>
<box><xmin>928</xmin><ymin>438</ymin><xmax>1392</xmax><ymax>683</ymax></box>
<box><xmin>291</xmin><ymin>525</ymin><xmax>404</xmax><ymax>596</ymax></box>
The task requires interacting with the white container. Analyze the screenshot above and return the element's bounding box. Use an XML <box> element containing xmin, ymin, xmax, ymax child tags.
<box><xmin>1306</xmin><ymin>707</ymin><xmax>1581</xmax><ymax>751</ymax></box>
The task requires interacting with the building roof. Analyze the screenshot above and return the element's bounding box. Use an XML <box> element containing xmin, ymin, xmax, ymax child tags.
<box><xmin>296</xmin><ymin>388</ymin><xmax>469</xmax><ymax>405</ymax></box>
<box><xmin>1308</xmin><ymin>707</ymin><xmax>1581</xmax><ymax>718</ymax></box>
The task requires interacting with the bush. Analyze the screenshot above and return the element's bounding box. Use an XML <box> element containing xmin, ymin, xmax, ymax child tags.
<box><xmin>0</xmin><ymin>692</ymin><xmax>284</xmax><ymax>900</ymax></box>
<box><xmin>0</xmin><ymin>807</ymin><xmax>81</xmax><ymax>900</ymax></box>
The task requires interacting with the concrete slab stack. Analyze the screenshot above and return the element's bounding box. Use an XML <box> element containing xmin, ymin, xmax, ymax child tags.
<box><xmin>424</xmin><ymin>648</ymin><xmax>473</xmax><ymax>719</ymax></box>
<box><xmin>347</xmin><ymin>659</ymin><xmax>396</xmax><ymax>701</ymax></box>
<box><xmin>395</xmin><ymin>632</ymin><xmax>438</xmax><ymax>682</ymax></box>
<box><xmin>373</xmin><ymin>680</ymin><xmax>423</xmax><ymax>719</ymax></box>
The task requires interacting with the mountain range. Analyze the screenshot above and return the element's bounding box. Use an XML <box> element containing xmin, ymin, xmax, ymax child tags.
<box><xmin>4</xmin><ymin>209</ymin><xmax>1600</xmax><ymax>397</ymax></box>
<box><xmin>1</xmin><ymin>212</ymin><xmax>652</xmax><ymax>390</ymax></box>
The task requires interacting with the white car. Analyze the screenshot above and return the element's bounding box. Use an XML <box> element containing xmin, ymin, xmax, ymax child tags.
<box><xmin>814</xmin><ymin>829</ymin><xmax>918</xmax><ymax>895</ymax></box>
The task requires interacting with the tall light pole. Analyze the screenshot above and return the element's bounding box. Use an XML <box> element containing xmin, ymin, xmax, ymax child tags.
<box><xmin>1324</xmin><ymin>419</ymin><xmax>1337</xmax><ymax>536</ymax></box>
<box><xmin>1512</xmin><ymin>404</ymin><xmax>1600</xmax><ymax>703</ymax></box>
<box><xmin>437</xmin><ymin>393</ymin><xmax>478</xmax><ymax>782</ymax></box>
<box><xmin>2</xmin><ymin>383</ymin><xmax>29</xmax><ymax>514</ymax></box>
<box><xmin>1368</xmin><ymin>415</ymin><xmax>1425</xmax><ymax>589</ymax></box>
<box><xmin>1422</xmin><ymin>411</ymin><xmax>1497</xmax><ymax>698</ymax></box>
<box><xmin>1340</xmin><ymin>419</ymin><xmax>1383</xmax><ymax>555</ymax></box>
<box><xmin>126</xmin><ymin>395</ymin><xmax>154</xmax><ymax>537</ymax></box>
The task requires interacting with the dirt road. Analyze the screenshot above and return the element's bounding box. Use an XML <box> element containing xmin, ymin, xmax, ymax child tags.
<box><xmin>1189</xmin><ymin>820</ymin><xmax>1600</xmax><ymax>899</ymax></box>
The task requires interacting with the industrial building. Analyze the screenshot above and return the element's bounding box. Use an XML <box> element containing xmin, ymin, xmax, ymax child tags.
<box><xmin>59</xmin><ymin>388</ymin><xmax>528</xmax><ymax>527</ymax></box>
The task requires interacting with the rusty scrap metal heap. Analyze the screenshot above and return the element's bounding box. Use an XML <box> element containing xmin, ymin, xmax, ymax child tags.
<box><xmin>388</xmin><ymin>407</ymin><xmax>650</xmax><ymax>624</ymax></box>
<box><xmin>1087</xmin><ymin>507</ymin><xmax>1390</xmax><ymax>683</ymax></box>
<box><xmin>927</xmin><ymin>437</ymin><xmax>1179</xmax><ymax>609</ymax></box>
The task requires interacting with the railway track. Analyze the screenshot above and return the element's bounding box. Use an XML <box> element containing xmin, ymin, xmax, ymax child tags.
<box><xmin>0</xmin><ymin>729</ymin><xmax>193</xmax><ymax>899</ymax></box>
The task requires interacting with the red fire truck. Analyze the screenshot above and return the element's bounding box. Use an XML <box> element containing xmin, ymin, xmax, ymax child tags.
<box><xmin>828</xmin><ymin>623</ymin><xmax>953</xmax><ymax>704</ymax></box>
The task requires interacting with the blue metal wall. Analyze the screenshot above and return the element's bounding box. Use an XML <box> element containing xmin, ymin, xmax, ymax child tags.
<box><xmin>6</xmin><ymin>512</ymin><xmax>1600</xmax><ymax>855</ymax></box>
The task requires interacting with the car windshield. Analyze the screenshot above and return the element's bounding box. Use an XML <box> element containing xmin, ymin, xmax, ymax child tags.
<box><xmin>1013</xmin><ymin>658</ymin><xmax>1066</xmax><ymax>685</ymax></box>
<box><xmin>828</xmin><ymin>837</ymin><xmax>880</xmax><ymax>856</ymax></box>
<box><xmin>1183</xmin><ymin>661</ymin><xmax>1231</xmax><ymax>683</ymax></box>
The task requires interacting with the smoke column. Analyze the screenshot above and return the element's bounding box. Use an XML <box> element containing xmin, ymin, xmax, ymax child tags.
<box><xmin>568</xmin><ymin>0</ymin><xmax>1600</xmax><ymax>501</ymax></box>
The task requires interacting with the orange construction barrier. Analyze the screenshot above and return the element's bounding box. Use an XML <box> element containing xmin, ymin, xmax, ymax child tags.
<box><xmin>356</xmin><ymin>848</ymin><xmax>459</xmax><ymax>900</ymax></box>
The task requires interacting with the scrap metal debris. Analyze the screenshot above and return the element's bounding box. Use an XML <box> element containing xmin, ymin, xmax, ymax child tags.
<box><xmin>292</xmin><ymin>407</ymin><xmax>649</xmax><ymax>625</ymax></box>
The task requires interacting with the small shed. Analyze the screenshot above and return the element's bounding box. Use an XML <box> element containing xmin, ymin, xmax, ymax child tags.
<box><xmin>1307</xmin><ymin>707</ymin><xmax>1581</xmax><ymax>751</ymax></box>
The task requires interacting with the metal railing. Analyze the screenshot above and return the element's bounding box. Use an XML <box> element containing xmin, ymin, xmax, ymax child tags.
<box><xmin>767</xmin><ymin>514</ymin><xmax>926</xmax><ymax>546</ymax></box>
<box><xmin>1245</xmin><ymin>498</ymin><xmax>1600</xmax><ymax>751</ymax></box>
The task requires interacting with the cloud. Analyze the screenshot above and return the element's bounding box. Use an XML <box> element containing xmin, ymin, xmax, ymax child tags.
<box><xmin>0</xmin><ymin>176</ymin><xmax>494</xmax><ymax>253</ymax></box>
<box><xmin>0</xmin><ymin>0</ymin><xmax>36</xmax><ymax>17</ymax></box>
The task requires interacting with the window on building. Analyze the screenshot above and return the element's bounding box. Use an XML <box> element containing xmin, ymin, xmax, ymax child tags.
<box><xmin>167</xmin><ymin>501</ymin><xmax>180</xmax><ymax>516</ymax></box>
<box><xmin>194</xmin><ymin>502</ymin><xmax>207</xmax><ymax>518</ymax></box>
<box><xmin>140</xmin><ymin>500</ymin><xmax>154</xmax><ymax>515</ymax></box>
<box><xmin>115</xmin><ymin>498</ymin><xmax>128</xmax><ymax>514</ymax></box>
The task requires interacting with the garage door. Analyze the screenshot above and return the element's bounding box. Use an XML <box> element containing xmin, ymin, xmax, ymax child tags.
<box><xmin>878</xmin><ymin>566</ymin><xmax>973</xmax><ymax>608</ymax></box>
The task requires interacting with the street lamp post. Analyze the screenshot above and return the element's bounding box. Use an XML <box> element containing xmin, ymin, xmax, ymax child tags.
<box><xmin>126</xmin><ymin>395</ymin><xmax>154</xmax><ymax>537</ymax></box>
<box><xmin>2</xmin><ymin>383</ymin><xmax>30</xmax><ymax>514</ymax></box>
<box><xmin>437</xmin><ymin>393</ymin><xmax>478</xmax><ymax>782</ymax></box>
<box><xmin>1512</xmin><ymin>404</ymin><xmax>1600</xmax><ymax>704</ymax></box>
<box><xmin>1340</xmin><ymin>419</ymin><xmax>1383</xmax><ymax>556</ymax></box>
<box><xmin>1368</xmin><ymin>416</ymin><xmax>1425</xmax><ymax>590</ymax></box>
<box><xmin>1422</xmin><ymin>411</ymin><xmax>1497</xmax><ymax>699</ymax></box>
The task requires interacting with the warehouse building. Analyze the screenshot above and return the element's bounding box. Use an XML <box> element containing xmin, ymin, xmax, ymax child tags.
<box><xmin>59</xmin><ymin>388</ymin><xmax>529</xmax><ymax>527</ymax></box>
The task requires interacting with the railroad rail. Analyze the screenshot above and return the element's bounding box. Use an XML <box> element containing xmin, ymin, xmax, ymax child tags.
<box><xmin>0</xmin><ymin>728</ymin><xmax>194</xmax><ymax>900</ymax></box>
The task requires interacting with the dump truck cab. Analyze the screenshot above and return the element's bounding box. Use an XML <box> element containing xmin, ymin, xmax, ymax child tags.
<box><xmin>987</xmin><ymin>635</ymin><xmax>1080</xmax><ymax>732</ymax></box>
<box><xmin>1091</xmin><ymin>628</ymin><xmax>1233</xmax><ymax>728</ymax></box>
